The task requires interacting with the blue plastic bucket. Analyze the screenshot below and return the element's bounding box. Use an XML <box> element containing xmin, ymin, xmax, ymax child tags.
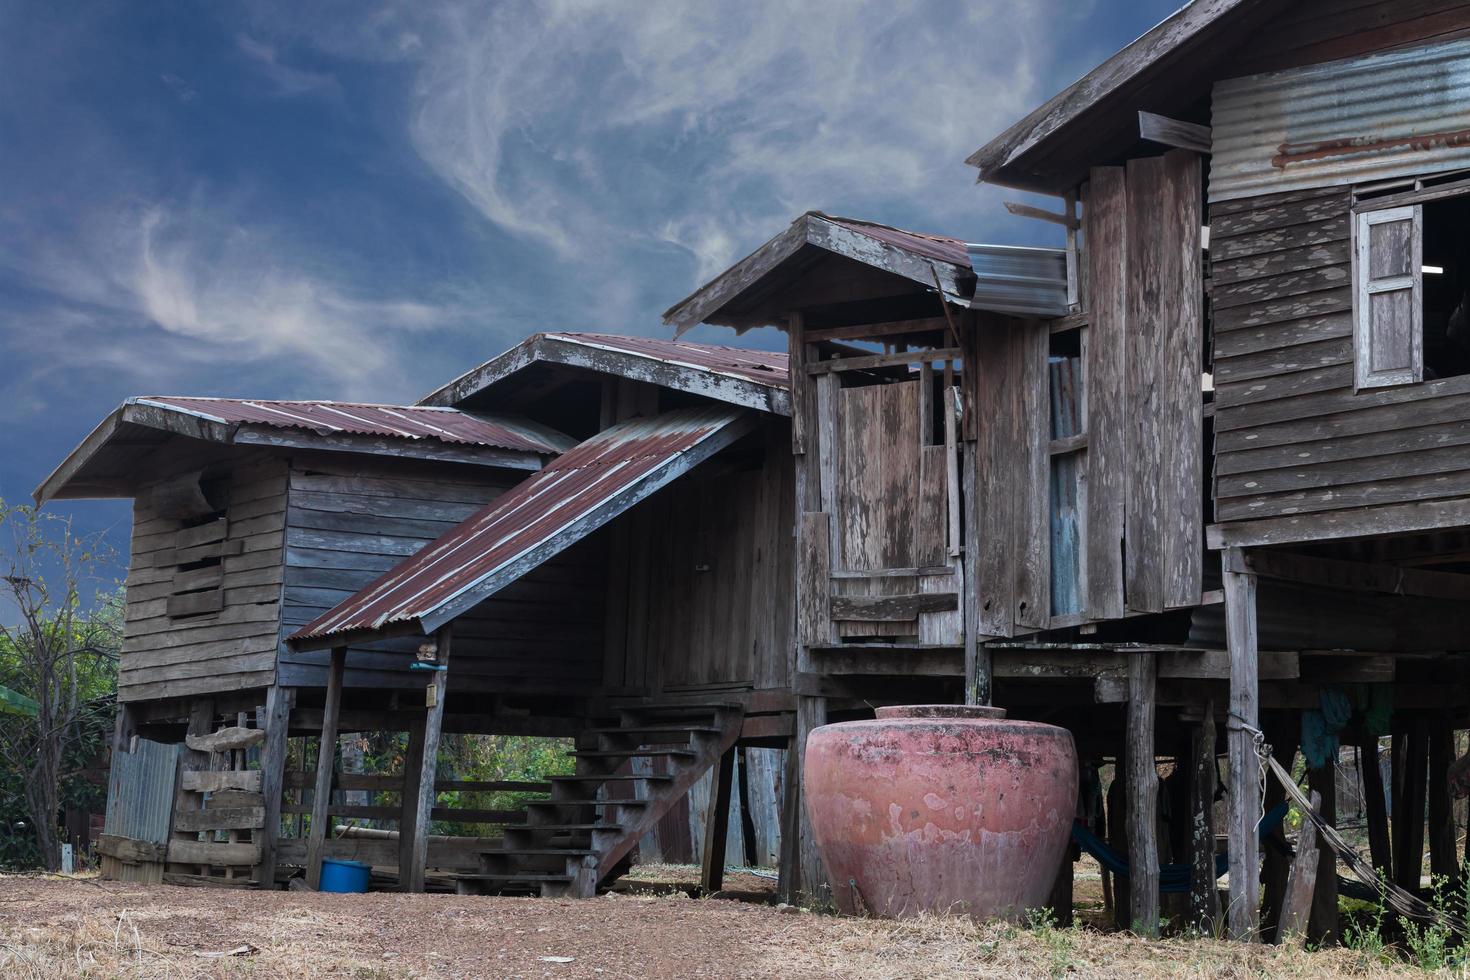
<box><xmin>318</xmin><ymin>858</ymin><xmax>371</xmax><ymax>894</ymax></box>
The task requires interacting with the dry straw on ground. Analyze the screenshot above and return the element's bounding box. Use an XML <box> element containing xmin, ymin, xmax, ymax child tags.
<box><xmin>0</xmin><ymin>873</ymin><xmax>1459</xmax><ymax>979</ymax></box>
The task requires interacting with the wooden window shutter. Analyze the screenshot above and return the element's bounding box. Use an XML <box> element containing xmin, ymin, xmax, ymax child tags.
<box><xmin>1354</xmin><ymin>205</ymin><xmax>1422</xmax><ymax>390</ymax></box>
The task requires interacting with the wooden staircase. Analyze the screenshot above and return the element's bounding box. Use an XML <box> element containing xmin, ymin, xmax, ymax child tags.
<box><xmin>454</xmin><ymin>701</ymin><xmax>743</xmax><ymax>897</ymax></box>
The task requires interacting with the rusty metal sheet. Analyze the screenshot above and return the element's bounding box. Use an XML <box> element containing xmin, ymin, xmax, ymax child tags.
<box><xmin>1211</xmin><ymin>38</ymin><xmax>1470</xmax><ymax>202</ymax></box>
<box><xmin>541</xmin><ymin>333</ymin><xmax>789</xmax><ymax>389</ymax></box>
<box><xmin>290</xmin><ymin>405</ymin><xmax>755</xmax><ymax>644</ymax></box>
<box><xmin>137</xmin><ymin>396</ymin><xmax>569</xmax><ymax>454</ymax></box>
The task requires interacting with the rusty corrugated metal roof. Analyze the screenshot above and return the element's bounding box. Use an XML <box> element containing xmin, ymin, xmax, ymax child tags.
<box><xmin>135</xmin><ymin>396</ymin><xmax>571</xmax><ymax>454</ymax></box>
<box><xmin>542</xmin><ymin>333</ymin><xmax>789</xmax><ymax>387</ymax></box>
<box><xmin>289</xmin><ymin>405</ymin><xmax>756</xmax><ymax>646</ymax></box>
<box><xmin>1211</xmin><ymin>37</ymin><xmax>1470</xmax><ymax>202</ymax></box>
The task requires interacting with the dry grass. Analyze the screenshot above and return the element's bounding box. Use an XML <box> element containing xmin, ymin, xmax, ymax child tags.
<box><xmin>0</xmin><ymin>873</ymin><xmax>1463</xmax><ymax>979</ymax></box>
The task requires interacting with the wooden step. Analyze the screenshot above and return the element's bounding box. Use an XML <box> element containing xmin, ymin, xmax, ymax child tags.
<box><xmin>511</xmin><ymin>823</ymin><xmax>621</xmax><ymax>832</ymax></box>
<box><xmin>550</xmin><ymin>773</ymin><xmax>672</xmax><ymax>783</ymax></box>
<box><xmin>529</xmin><ymin>798</ymin><xmax>648</xmax><ymax>808</ymax></box>
<box><xmin>564</xmin><ymin>758</ymin><xmax>696</xmax><ymax>764</ymax></box>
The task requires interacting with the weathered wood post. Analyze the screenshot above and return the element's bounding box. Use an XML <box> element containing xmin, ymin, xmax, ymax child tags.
<box><xmin>701</xmin><ymin>745</ymin><xmax>736</xmax><ymax>893</ymax></box>
<box><xmin>1393</xmin><ymin>721</ymin><xmax>1428</xmax><ymax>895</ymax></box>
<box><xmin>1126</xmin><ymin>651</ymin><xmax>1159</xmax><ymax>935</ymax></box>
<box><xmin>1306</xmin><ymin>763</ymin><xmax>1339</xmax><ymax>945</ymax></box>
<box><xmin>306</xmin><ymin>647</ymin><xmax>345</xmax><ymax>889</ymax></box>
<box><xmin>1223</xmin><ymin>547</ymin><xmax>1260</xmax><ymax>941</ymax></box>
<box><xmin>407</xmin><ymin>626</ymin><xmax>452</xmax><ymax>894</ymax></box>
<box><xmin>398</xmin><ymin>716</ymin><xmax>426</xmax><ymax>884</ymax></box>
<box><xmin>1277</xmin><ymin>789</ymin><xmax>1321</xmax><ymax>945</ymax></box>
<box><xmin>1188</xmin><ymin>699</ymin><xmax>1218</xmax><ymax>935</ymax></box>
<box><xmin>1428</xmin><ymin>722</ymin><xmax>1458</xmax><ymax>886</ymax></box>
<box><xmin>254</xmin><ymin>685</ymin><xmax>292</xmax><ymax>889</ymax></box>
<box><xmin>1358</xmin><ymin>730</ymin><xmax>1391</xmax><ymax>879</ymax></box>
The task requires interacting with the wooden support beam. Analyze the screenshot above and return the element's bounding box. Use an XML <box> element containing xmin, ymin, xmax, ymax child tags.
<box><xmin>700</xmin><ymin>745</ymin><xmax>736</xmax><ymax>894</ymax></box>
<box><xmin>1276</xmin><ymin>789</ymin><xmax>1321</xmax><ymax>946</ymax></box>
<box><xmin>398</xmin><ymin>716</ymin><xmax>426</xmax><ymax>883</ymax></box>
<box><xmin>1004</xmin><ymin>200</ymin><xmax>1081</xmax><ymax>229</ymax></box>
<box><xmin>305</xmin><ymin>648</ymin><xmax>345</xmax><ymax>890</ymax></box>
<box><xmin>1428</xmin><ymin>722</ymin><xmax>1458</xmax><ymax>886</ymax></box>
<box><xmin>407</xmin><ymin>627</ymin><xmax>452</xmax><ymax>894</ymax></box>
<box><xmin>1358</xmin><ymin>731</ymin><xmax>1392</xmax><ymax>880</ymax></box>
<box><xmin>806</xmin><ymin>347</ymin><xmax>963</xmax><ymax>376</ymax></box>
<box><xmin>804</xmin><ymin>316</ymin><xmax>950</xmax><ymax>344</ymax></box>
<box><xmin>779</xmin><ymin>695</ymin><xmax>829</xmax><ymax>905</ymax></box>
<box><xmin>1127</xmin><ymin>652</ymin><xmax>1160</xmax><ymax>936</ymax></box>
<box><xmin>1307</xmin><ymin>763</ymin><xmax>1339</xmax><ymax>946</ymax></box>
<box><xmin>1137</xmin><ymin>110</ymin><xmax>1211</xmax><ymax>154</ymax></box>
<box><xmin>253</xmin><ymin>685</ymin><xmax>291</xmax><ymax>889</ymax></box>
<box><xmin>962</xmin><ymin>442</ymin><xmax>990</xmax><ymax>705</ymax></box>
<box><xmin>1188</xmin><ymin>700</ymin><xmax>1219</xmax><ymax>936</ymax></box>
<box><xmin>1393</xmin><ymin>723</ymin><xmax>1428</xmax><ymax>895</ymax></box>
<box><xmin>1258</xmin><ymin>713</ymin><xmax>1299</xmax><ymax>943</ymax></box>
<box><xmin>1231</xmin><ymin>549</ymin><xmax>1470</xmax><ymax>603</ymax></box>
<box><xmin>1223</xmin><ymin>549</ymin><xmax>1261</xmax><ymax>941</ymax></box>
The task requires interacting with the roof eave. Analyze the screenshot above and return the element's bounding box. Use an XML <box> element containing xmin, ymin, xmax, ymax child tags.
<box><xmin>965</xmin><ymin>0</ymin><xmax>1273</xmax><ymax>192</ymax></box>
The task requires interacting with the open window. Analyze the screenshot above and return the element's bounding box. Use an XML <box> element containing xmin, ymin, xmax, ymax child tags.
<box><xmin>1353</xmin><ymin>192</ymin><xmax>1470</xmax><ymax>390</ymax></box>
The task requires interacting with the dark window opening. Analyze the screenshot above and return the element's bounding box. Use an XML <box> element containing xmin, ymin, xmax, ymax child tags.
<box><xmin>1422</xmin><ymin>194</ymin><xmax>1470</xmax><ymax>380</ymax></box>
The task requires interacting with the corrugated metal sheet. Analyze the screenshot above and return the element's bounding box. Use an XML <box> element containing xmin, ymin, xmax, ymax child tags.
<box><xmin>1211</xmin><ymin>37</ymin><xmax>1470</xmax><ymax>202</ymax></box>
<box><xmin>101</xmin><ymin>738</ymin><xmax>180</xmax><ymax>883</ymax></box>
<box><xmin>967</xmin><ymin>244</ymin><xmax>1069</xmax><ymax>317</ymax></box>
<box><xmin>291</xmin><ymin>405</ymin><xmax>753</xmax><ymax>643</ymax></box>
<box><xmin>135</xmin><ymin>396</ymin><xmax>570</xmax><ymax>454</ymax></box>
<box><xmin>541</xmin><ymin>333</ymin><xmax>789</xmax><ymax>389</ymax></box>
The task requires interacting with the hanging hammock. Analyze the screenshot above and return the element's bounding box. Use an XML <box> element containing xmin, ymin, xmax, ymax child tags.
<box><xmin>1069</xmin><ymin>802</ymin><xmax>1291</xmax><ymax>895</ymax></box>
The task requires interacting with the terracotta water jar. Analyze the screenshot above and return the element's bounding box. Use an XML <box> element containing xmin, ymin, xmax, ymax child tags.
<box><xmin>803</xmin><ymin>704</ymin><xmax>1077</xmax><ymax>921</ymax></box>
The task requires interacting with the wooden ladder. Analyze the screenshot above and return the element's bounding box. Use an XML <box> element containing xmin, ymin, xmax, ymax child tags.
<box><xmin>454</xmin><ymin>701</ymin><xmax>743</xmax><ymax>898</ymax></box>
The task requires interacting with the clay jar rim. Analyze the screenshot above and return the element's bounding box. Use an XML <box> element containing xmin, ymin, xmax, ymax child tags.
<box><xmin>874</xmin><ymin>704</ymin><xmax>1006</xmax><ymax>721</ymax></box>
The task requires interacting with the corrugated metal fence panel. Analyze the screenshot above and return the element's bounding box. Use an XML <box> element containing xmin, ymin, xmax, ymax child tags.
<box><xmin>1211</xmin><ymin>37</ymin><xmax>1470</xmax><ymax>203</ymax></box>
<box><xmin>101</xmin><ymin>738</ymin><xmax>180</xmax><ymax>882</ymax></box>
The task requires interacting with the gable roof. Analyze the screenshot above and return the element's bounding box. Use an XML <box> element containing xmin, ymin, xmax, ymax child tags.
<box><xmin>663</xmin><ymin>211</ymin><xmax>1069</xmax><ymax>333</ymax></box>
<box><xmin>37</xmin><ymin>397</ymin><xmax>575</xmax><ymax>504</ymax></box>
<box><xmin>419</xmin><ymin>331</ymin><xmax>790</xmax><ymax>417</ymax></box>
<box><xmin>966</xmin><ymin>0</ymin><xmax>1284</xmax><ymax>193</ymax></box>
<box><xmin>662</xmin><ymin>211</ymin><xmax>976</xmax><ymax>335</ymax></box>
<box><xmin>289</xmin><ymin>405</ymin><xmax>757</xmax><ymax>648</ymax></box>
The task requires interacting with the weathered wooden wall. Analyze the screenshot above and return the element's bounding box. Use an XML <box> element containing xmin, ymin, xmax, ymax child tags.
<box><xmin>278</xmin><ymin>455</ymin><xmax>608</xmax><ymax>694</ymax></box>
<box><xmin>608</xmin><ymin>421</ymin><xmax>794</xmax><ymax>693</ymax></box>
<box><xmin>1208</xmin><ymin>185</ymin><xmax>1470</xmax><ymax>537</ymax></box>
<box><xmin>120</xmin><ymin>457</ymin><xmax>288</xmax><ymax>702</ymax></box>
<box><xmin>974</xmin><ymin>148</ymin><xmax>1203</xmax><ymax>633</ymax></box>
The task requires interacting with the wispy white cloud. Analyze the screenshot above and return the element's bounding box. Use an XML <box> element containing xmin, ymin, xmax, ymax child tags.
<box><xmin>235</xmin><ymin>34</ymin><xmax>341</xmax><ymax>99</ymax></box>
<box><xmin>253</xmin><ymin>0</ymin><xmax>1068</xmax><ymax>285</ymax></box>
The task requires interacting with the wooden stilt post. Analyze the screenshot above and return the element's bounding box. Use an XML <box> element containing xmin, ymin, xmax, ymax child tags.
<box><xmin>1127</xmin><ymin>651</ymin><xmax>1160</xmax><ymax>936</ymax></box>
<box><xmin>797</xmin><ymin>695</ymin><xmax>829</xmax><ymax>906</ymax></box>
<box><xmin>408</xmin><ymin>627</ymin><xmax>452</xmax><ymax>894</ymax></box>
<box><xmin>1307</xmin><ymin>762</ymin><xmax>1339</xmax><ymax>946</ymax></box>
<box><xmin>1394</xmin><ymin>722</ymin><xmax>1428</xmax><ymax>895</ymax></box>
<box><xmin>1277</xmin><ymin>789</ymin><xmax>1321</xmax><ymax>945</ymax></box>
<box><xmin>701</xmin><ymin>745</ymin><xmax>736</xmax><ymax>893</ymax></box>
<box><xmin>1259</xmin><ymin>713</ymin><xmax>1300</xmax><ymax>943</ymax></box>
<box><xmin>1428</xmin><ymin>721</ymin><xmax>1458</xmax><ymax>886</ymax></box>
<box><xmin>1359</xmin><ymin>730</ymin><xmax>1392</xmax><ymax>880</ymax></box>
<box><xmin>1188</xmin><ymin>699</ymin><xmax>1218</xmax><ymax>936</ymax></box>
<box><xmin>399</xmin><ymin>716</ymin><xmax>426</xmax><ymax>886</ymax></box>
<box><xmin>306</xmin><ymin>648</ymin><xmax>346</xmax><ymax>890</ymax></box>
<box><xmin>1223</xmin><ymin>547</ymin><xmax>1261</xmax><ymax>941</ymax></box>
<box><xmin>777</xmin><ymin>730</ymin><xmax>802</xmax><ymax>904</ymax></box>
<box><xmin>254</xmin><ymin>685</ymin><xmax>292</xmax><ymax>889</ymax></box>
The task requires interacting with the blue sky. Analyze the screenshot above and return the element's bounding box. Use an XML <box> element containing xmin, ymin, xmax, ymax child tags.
<box><xmin>0</xmin><ymin>0</ymin><xmax>1180</xmax><ymax>577</ymax></box>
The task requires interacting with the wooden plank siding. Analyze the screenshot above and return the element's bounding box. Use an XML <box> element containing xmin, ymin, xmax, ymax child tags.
<box><xmin>610</xmin><ymin>420</ymin><xmax>794</xmax><ymax>693</ymax></box>
<box><xmin>118</xmin><ymin>458</ymin><xmax>287</xmax><ymax>702</ymax></box>
<box><xmin>276</xmin><ymin>456</ymin><xmax>610</xmax><ymax>694</ymax></box>
<box><xmin>1210</xmin><ymin>185</ymin><xmax>1470</xmax><ymax>532</ymax></box>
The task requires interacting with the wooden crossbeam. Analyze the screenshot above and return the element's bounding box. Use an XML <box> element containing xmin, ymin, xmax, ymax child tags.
<box><xmin>1138</xmin><ymin>110</ymin><xmax>1211</xmax><ymax>153</ymax></box>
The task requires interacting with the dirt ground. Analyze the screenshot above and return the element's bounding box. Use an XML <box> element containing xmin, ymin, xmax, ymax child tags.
<box><xmin>0</xmin><ymin>872</ymin><xmax>1451</xmax><ymax>979</ymax></box>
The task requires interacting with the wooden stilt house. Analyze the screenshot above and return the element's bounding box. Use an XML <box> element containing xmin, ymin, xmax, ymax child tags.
<box><xmin>666</xmin><ymin>0</ymin><xmax>1470</xmax><ymax>942</ymax></box>
<box><xmin>44</xmin><ymin>333</ymin><xmax>794</xmax><ymax>893</ymax></box>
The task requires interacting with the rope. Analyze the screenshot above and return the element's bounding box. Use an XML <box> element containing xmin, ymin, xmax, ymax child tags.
<box><xmin>1264</xmin><ymin>753</ymin><xmax>1467</xmax><ymax>937</ymax></box>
